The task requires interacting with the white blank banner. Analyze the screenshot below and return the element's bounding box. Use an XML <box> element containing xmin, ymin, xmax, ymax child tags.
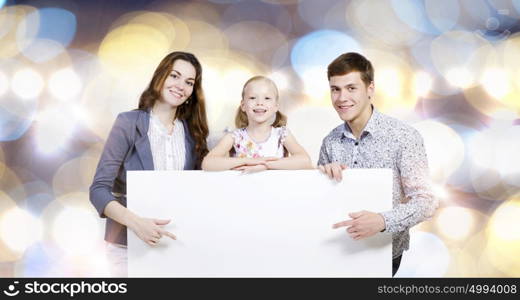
<box><xmin>127</xmin><ymin>169</ymin><xmax>393</xmax><ymax>277</ymax></box>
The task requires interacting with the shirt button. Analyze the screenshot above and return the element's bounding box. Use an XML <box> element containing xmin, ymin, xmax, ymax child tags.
<box><xmin>355</xmin><ymin>142</ymin><xmax>359</xmax><ymax>146</ymax></box>
<box><xmin>354</xmin><ymin>161</ymin><xmax>358</xmax><ymax>165</ymax></box>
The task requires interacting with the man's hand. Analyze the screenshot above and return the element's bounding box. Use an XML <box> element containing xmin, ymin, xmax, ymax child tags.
<box><xmin>318</xmin><ymin>162</ymin><xmax>348</xmax><ymax>182</ymax></box>
<box><xmin>332</xmin><ymin>210</ymin><xmax>386</xmax><ymax>240</ymax></box>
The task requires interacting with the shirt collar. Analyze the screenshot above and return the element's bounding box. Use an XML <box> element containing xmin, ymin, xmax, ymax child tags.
<box><xmin>150</xmin><ymin>110</ymin><xmax>181</xmax><ymax>135</ymax></box>
<box><xmin>342</xmin><ymin>105</ymin><xmax>382</xmax><ymax>140</ymax></box>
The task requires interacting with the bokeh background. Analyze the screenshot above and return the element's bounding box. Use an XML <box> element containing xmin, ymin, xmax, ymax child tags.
<box><xmin>1</xmin><ymin>0</ymin><xmax>520</xmax><ymax>277</ymax></box>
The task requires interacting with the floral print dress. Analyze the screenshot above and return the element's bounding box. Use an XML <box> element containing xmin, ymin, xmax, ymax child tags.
<box><xmin>231</xmin><ymin>126</ymin><xmax>288</xmax><ymax>158</ymax></box>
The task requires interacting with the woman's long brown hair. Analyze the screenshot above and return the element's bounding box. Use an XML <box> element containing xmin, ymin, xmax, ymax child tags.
<box><xmin>138</xmin><ymin>51</ymin><xmax>209</xmax><ymax>168</ymax></box>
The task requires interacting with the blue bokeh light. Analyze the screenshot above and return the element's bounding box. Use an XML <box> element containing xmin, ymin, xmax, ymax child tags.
<box><xmin>21</xmin><ymin>8</ymin><xmax>77</xmax><ymax>62</ymax></box>
<box><xmin>290</xmin><ymin>30</ymin><xmax>361</xmax><ymax>79</ymax></box>
<box><xmin>446</xmin><ymin>124</ymin><xmax>481</xmax><ymax>193</ymax></box>
<box><xmin>410</xmin><ymin>37</ymin><xmax>437</xmax><ymax>74</ymax></box>
<box><xmin>391</xmin><ymin>0</ymin><xmax>438</xmax><ymax>35</ymax></box>
<box><xmin>514</xmin><ymin>0</ymin><xmax>520</xmax><ymax>14</ymax></box>
<box><xmin>0</xmin><ymin>107</ymin><xmax>35</xmax><ymax>141</ymax></box>
<box><xmin>425</xmin><ymin>0</ymin><xmax>460</xmax><ymax>34</ymax></box>
<box><xmin>208</xmin><ymin>0</ymin><xmax>242</xmax><ymax>4</ymax></box>
<box><xmin>221</xmin><ymin>1</ymin><xmax>292</xmax><ymax>35</ymax></box>
<box><xmin>297</xmin><ymin>0</ymin><xmax>346</xmax><ymax>30</ymax></box>
<box><xmin>36</xmin><ymin>8</ymin><xmax>77</xmax><ymax>47</ymax></box>
<box><xmin>24</xmin><ymin>193</ymin><xmax>55</xmax><ymax>216</ymax></box>
<box><xmin>21</xmin><ymin>243</ymin><xmax>55</xmax><ymax>277</ymax></box>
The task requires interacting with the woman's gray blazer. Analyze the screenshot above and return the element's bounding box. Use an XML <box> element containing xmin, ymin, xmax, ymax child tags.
<box><xmin>89</xmin><ymin>109</ymin><xmax>197</xmax><ymax>245</ymax></box>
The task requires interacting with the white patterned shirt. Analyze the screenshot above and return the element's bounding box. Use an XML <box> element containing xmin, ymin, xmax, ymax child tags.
<box><xmin>147</xmin><ymin>113</ymin><xmax>186</xmax><ymax>170</ymax></box>
<box><xmin>318</xmin><ymin>106</ymin><xmax>438</xmax><ymax>258</ymax></box>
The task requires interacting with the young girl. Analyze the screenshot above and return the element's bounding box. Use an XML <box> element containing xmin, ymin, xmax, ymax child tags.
<box><xmin>202</xmin><ymin>76</ymin><xmax>312</xmax><ymax>172</ymax></box>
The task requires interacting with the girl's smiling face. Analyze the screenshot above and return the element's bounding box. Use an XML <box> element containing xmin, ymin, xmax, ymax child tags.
<box><xmin>240</xmin><ymin>79</ymin><xmax>279</xmax><ymax>126</ymax></box>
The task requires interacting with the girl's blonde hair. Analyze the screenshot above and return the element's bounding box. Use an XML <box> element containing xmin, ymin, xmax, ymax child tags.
<box><xmin>234</xmin><ymin>76</ymin><xmax>287</xmax><ymax>128</ymax></box>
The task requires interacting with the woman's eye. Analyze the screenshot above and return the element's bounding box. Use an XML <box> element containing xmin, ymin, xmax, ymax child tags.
<box><xmin>187</xmin><ymin>81</ymin><xmax>194</xmax><ymax>86</ymax></box>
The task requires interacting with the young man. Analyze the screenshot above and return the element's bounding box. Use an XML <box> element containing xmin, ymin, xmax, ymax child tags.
<box><xmin>318</xmin><ymin>52</ymin><xmax>438</xmax><ymax>276</ymax></box>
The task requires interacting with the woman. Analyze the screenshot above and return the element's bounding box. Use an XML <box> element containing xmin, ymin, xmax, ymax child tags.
<box><xmin>89</xmin><ymin>51</ymin><xmax>209</xmax><ymax>276</ymax></box>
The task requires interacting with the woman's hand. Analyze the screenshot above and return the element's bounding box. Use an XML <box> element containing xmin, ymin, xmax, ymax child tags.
<box><xmin>128</xmin><ymin>217</ymin><xmax>177</xmax><ymax>246</ymax></box>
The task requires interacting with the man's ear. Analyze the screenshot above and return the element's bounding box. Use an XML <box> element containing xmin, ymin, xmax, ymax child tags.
<box><xmin>368</xmin><ymin>81</ymin><xmax>375</xmax><ymax>99</ymax></box>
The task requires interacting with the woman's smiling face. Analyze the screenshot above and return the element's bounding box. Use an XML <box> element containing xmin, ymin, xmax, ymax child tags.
<box><xmin>161</xmin><ymin>59</ymin><xmax>196</xmax><ymax>107</ymax></box>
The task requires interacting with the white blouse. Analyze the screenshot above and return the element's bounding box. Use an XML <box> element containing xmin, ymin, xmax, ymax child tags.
<box><xmin>147</xmin><ymin>112</ymin><xmax>186</xmax><ymax>170</ymax></box>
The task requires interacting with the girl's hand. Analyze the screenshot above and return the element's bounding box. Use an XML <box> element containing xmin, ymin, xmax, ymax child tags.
<box><xmin>234</xmin><ymin>164</ymin><xmax>268</xmax><ymax>173</ymax></box>
<box><xmin>242</xmin><ymin>158</ymin><xmax>268</xmax><ymax>166</ymax></box>
<box><xmin>231</xmin><ymin>157</ymin><xmax>279</xmax><ymax>171</ymax></box>
<box><xmin>243</xmin><ymin>157</ymin><xmax>279</xmax><ymax>166</ymax></box>
<box><xmin>262</xmin><ymin>156</ymin><xmax>280</xmax><ymax>162</ymax></box>
<box><xmin>128</xmin><ymin>217</ymin><xmax>177</xmax><ymax>246</ymax></box>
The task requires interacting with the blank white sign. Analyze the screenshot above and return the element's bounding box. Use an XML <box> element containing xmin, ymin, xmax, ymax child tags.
<box><xmin>127</xmin><ymin>169</ymin><xmax>393</xmax><ymax>277</ymax></box>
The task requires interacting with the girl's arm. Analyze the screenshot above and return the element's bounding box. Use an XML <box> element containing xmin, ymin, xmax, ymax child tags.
<box><xmin>265</xmin><ymin>131</ymin><xmax>313</xmax><ymax>170</ymax></box>
<box><xmin>202</xmin><ymin>133</ymin><xmax>267</xmax><ymax>171</ymax></box>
